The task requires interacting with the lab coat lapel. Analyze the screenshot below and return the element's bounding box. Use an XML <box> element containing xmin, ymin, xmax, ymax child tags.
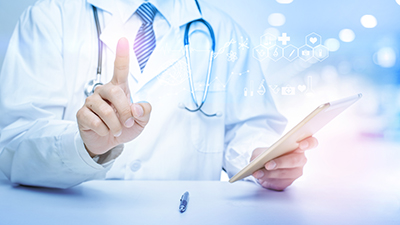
<box><xmin>86</xmin><ymin>0</ymin><xmax>114</xmax><ymax>14</ymax></box>
<box><xmin>131</xmin><ymin>0</ymin><xmax>203</xmax><ymax>93</ymax></box>
<box><xmin>134</xmin><ymin>27</ymin><xmax>185</xmax><ymax>93</ymax></box>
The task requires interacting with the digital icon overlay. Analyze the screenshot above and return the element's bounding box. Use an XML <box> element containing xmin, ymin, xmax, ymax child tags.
<box><xmin>253</xmin><ymin>32</ymin><xmax>330</xmax><ymax>62</ymax></box>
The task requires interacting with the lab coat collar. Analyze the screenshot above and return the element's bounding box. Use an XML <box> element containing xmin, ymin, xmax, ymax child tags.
<box><xmin>86</xmin><ymin>0</ymin><xmax>202</xmax><ymax>94</ymax></box>
<box><xmin>86</xmin><ymin>0</ymin><xmax>116</xmax><ymax>15</ymax></box>
<box><xmin>86</xmin><ymin>0</ymin><xmax>202</xmax><ymax>28</ymax></box>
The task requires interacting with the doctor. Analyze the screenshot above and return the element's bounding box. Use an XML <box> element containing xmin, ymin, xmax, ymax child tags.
<box><xmin>0</xmin><ymin>0</ymin><xmax>317</xmax><ymax>190</ymax></box>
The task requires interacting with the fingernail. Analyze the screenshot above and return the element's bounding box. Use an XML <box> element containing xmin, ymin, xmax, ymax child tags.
<box><xmin>133</xmin><ymin>104</ymin><xmax>144</xmax><ymax>117</ymax></box>
<box><xmin>114</xmin><ymin>130</ymin><xmax>122</xmax><ymax>137</ymax></box>
<box><xmin>124</xmin><ymin>117</ymin><xmax>135</xmax><ymax>128</ymax></box>
<box><xmin>254</xmin><ymin>170</ymin><xmax>264</xmax><ymax>179</ymax></box>
<box><xmin>300</xmin><ymin>141</ymin><xmax>309</xmax><ymax>150</ymax></box>
<box><xmin>267</xmin><ymin>160</ymin><xmax>276</xmax><ymax>170</ymax></box>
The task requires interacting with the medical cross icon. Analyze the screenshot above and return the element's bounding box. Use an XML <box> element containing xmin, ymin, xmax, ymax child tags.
<box><xmin>278</xmin><ymin>33</ymin><xmax>290</xmax><ymax>45</ymax></box>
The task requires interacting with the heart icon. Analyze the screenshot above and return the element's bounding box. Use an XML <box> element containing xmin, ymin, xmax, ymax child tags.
<box><xmin>309</xmin><ymin>37</ymin><xmax>317</xmax><ymax>44</ymax></box>
<box><xmin>297</xmin><ymin>85</ymin><xmax>306</xmax><ymax>92</ymax></box>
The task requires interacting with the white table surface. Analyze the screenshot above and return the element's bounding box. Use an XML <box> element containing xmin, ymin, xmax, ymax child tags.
<box><xmin>0</xmin><ymin>176</ymin><xmax>399</xmax><ymax>225</ymax></box>
<box><xmin>0</xmin><ymin>134</ymin><xmax>399</xmax><ymax>225</ymax></box>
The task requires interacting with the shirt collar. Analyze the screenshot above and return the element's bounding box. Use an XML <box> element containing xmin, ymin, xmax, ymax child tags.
<box><xmin>86</xmin><ymin>0</ymin><xmax>202</xmax><ymax>28</ymax></box>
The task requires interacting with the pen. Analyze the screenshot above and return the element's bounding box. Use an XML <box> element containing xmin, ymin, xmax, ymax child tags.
<box><xmin>179</xmin><ymin>191</ymin><xmax>189</xmax><ymax>213</ymax></box>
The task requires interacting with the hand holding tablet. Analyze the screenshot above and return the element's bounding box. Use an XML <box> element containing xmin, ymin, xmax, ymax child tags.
<box><xmin>229</xmin><ymin>94</ymin><xmax>362</xmax><ymax>184</ymax></box>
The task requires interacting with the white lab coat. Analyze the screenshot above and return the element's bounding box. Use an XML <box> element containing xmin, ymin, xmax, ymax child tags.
<box><xmin>0</xmin><ymin>0</ymin><xmax>286</xmax><ymax>188</ymax></box>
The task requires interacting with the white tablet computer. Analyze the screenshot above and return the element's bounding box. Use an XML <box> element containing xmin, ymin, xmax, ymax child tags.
<box><xmin>229</xmin><ymin>93</ymin><xmax>362</xmax><ymax>183</ymax></box>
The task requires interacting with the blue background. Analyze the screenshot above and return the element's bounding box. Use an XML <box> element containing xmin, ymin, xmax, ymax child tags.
<box><xmin>1</xmin><ymin>0</ymin><xmax>399</xmax><ymax>141</ymax></box>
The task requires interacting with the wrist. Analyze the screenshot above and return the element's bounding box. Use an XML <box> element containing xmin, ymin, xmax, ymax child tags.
<box><xmin>84</xmin><ymin>143</ymin><xmax>97</xmax><ymax>158</ymax></box>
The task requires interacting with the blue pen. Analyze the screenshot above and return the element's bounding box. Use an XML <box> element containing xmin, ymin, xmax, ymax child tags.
<box><xmin>179</xmin><ymin>191</ymin><xmax>189</xmax><ymax>213</ymax></box>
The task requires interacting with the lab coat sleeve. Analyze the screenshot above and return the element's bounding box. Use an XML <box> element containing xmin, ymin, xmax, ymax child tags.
<box><xmin>222</xmin><ymin>25</ymin><xmax>287</xmax><ymax>181</ymax></box>
<box><xmin>0</xmin><ymin>1</ymin><xmax>114</xmax><ymax>188</ymax></box>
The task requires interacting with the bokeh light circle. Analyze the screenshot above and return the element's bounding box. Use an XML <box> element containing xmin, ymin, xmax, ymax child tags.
<box><xmin>339</xmin><ymin>29</ymin><xmax>355</xmax><ymax>42</ymax></box>
<box><xmin>360</xmin><ymin>15</ymin><xmax>377</xmax><ymax>28</ymax></box>
<box><xmin>268</xmin><ymin>13</ymin><xmax>286</xmax><ymax>27</ymax></box>
<box><xmin>374</xmin><ymin>47</ymin><xmax>396</xmax><ymax>68</ymax></box>
<box><xmin>324</xmin><ymin>38</ymin><xmax>340</xmax><ymax>52</ymax></box>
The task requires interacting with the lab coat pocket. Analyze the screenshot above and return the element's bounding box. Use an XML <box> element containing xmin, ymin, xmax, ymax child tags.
<box><xmin>190</xmin><ymin>86</ymin><xmax>225</xmax><ymax>153</ymax></box>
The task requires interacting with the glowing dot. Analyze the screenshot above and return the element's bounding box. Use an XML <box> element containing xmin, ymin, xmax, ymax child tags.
<box><xmin>374</xmin><ymin>47</ymin><xmax>396</xmax><ymax>68</ymax></box>
<box><xmin>324</xmin><ymin>38</ymin><xmax>340</xmax><ymax>52</ymax></box>
<box><xmin>276</xmin><ymin>0</ymin><xmax>293</xmax><ymax>4</ymax></box>
<box><xmin>361</xmin><ymin>15</ymin><xmax>377</xmax><ymax>28</ymax></box>
<box><xmin>268</xmin><ymin>13</ymin><xmax>286</xmax><ymax>27</ymax></box>
<box><xmin>339</xmin><ymin>29</ymin><xmax>355</xmax><ymax>42</ymax></box>
<box><xmin>396</xmin><ymin>0</ymin><xmax>400</xmax><ymax>5</ymax></box>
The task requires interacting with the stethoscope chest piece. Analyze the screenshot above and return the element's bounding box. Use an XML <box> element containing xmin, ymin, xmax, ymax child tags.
<box><xmin>84</xmin><ymin>78</ymin><xmax>103</xmax><ymax>97</ymax></box>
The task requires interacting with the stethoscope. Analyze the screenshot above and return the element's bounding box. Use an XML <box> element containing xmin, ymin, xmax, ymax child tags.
<box><xmin>85</xmin><ymin>1</ymin><xmax>220</xmax><ymax>117</ymax></box>
<box><xmin>84</xmin><ymin>6</ymin><xmax>103</xmax><ymax>98</ymax></box>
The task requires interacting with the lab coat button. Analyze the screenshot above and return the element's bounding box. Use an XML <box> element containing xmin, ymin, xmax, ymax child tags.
<box><xmin>130</xmin><ymin>160</ymin><xmax>141</xmax><ymax>172</ymax></box>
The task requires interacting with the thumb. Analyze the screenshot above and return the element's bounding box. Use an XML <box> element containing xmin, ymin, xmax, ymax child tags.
<box><xmin>112</xmin><ymin>37</ymin><xmax>130</xmax><ymax>86</ymax></box>
<box><xmin>131</xmin><ymin>102</ymin><xmax>152</xmax><ymax>127</ymax></box>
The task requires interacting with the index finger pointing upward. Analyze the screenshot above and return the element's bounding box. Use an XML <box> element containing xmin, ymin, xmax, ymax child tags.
<box><xmin>112</xmin><ymin>37</ymin><xmax>130</xmax><ymax>85</ymax></box>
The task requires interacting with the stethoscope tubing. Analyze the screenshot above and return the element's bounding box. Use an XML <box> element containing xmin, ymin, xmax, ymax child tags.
<box><xmin>87</xmin><ymin>4</ymin><xmax>220</xmax><ymax>117</ymax></box>
<box><xmin>183</xmin><ymin>18</ymin><xmax>219</xmax><ymax>117</ymax></box>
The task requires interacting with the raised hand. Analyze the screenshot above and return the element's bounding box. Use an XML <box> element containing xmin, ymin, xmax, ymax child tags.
<box><xmin>76</xmin><ymin>38</ymin><xmax>152</xmax><ymax>157</ymax></box>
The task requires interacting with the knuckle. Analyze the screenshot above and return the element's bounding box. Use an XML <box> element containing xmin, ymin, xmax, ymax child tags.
<box><xmin>101</xmin><ymin>106</ymin><xmax>114</xmax><ymax>117</ymax></box>
<box><xmin>298</xmin><ymin>168</ymin><xmax>304</xmax><ymax>177</ymax></box>
<box><xmin>99</xmin><ymin>129</ymin><xmax>109</xmax><ymax>137</ymax></box>
<box><xmin>91</xmin><ymin>119</ymin><xmax>103</xmax><ymax>129</ymax></box>
<box><xmin>290</xmin><ymin>156</ymin><xmax>299</xmax><ymax>165</ymax></box>
<box><xmin>302</xmin><ymin>156</ymin><xmax>308</xmax><ymax>165</ymax></box>
<box><xmin>76</xmin><ymin>108</ymin><xmax>84</xmax><ymax>119</ymax></box>
<box><xmin>292</xmin><ymin>154</ymin><xmax>305</xmax><ymax>165</ymax></box>
<box><xmin>93</xmin><ymin>84</ymin><xmax>103</xmax><ymax>93</ymax></box>
<box><xmin>313</xmin><ymin>138</ymin><xmax>319</xmax><ymax>148</ymax></box>
<box><xmin>261</xmin><ymin>180</ymin><xmax>271</xmax><ymax>189</ymax></box>
<box><xmin>109</xmin><ymin>86</ymin><xmax>122</xmax><ymax>96</ymax></box>
<box><xmin>85</xmin><ymin>95</ymin><xmax>97</xmax><ymax>108</ymax></box>
<box><xmin>286</xmin><ymin>180</ymin><xmax>295</xmax><ymax>187</ymax></box>
<box><xmin>84</xmin><ymin>96</ymin><xmax>93</xmax><ymax>105</ymax></box>
<box><xmin>77</xmin><ymin>108</ymin><xmax>91</xmax><ymax>122</ymax></box>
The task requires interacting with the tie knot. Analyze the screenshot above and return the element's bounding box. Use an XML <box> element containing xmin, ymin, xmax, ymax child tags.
<box><xmin>136</xmin><ymin>3</ymin><xmax>157</xmax><ymax>24</ymax></box>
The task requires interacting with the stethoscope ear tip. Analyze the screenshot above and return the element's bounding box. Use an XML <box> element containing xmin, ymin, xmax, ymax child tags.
<box><xmin>216</xmin><ymin>112</ymin><xmax>222</xmax><ymax>117</ymax></box>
